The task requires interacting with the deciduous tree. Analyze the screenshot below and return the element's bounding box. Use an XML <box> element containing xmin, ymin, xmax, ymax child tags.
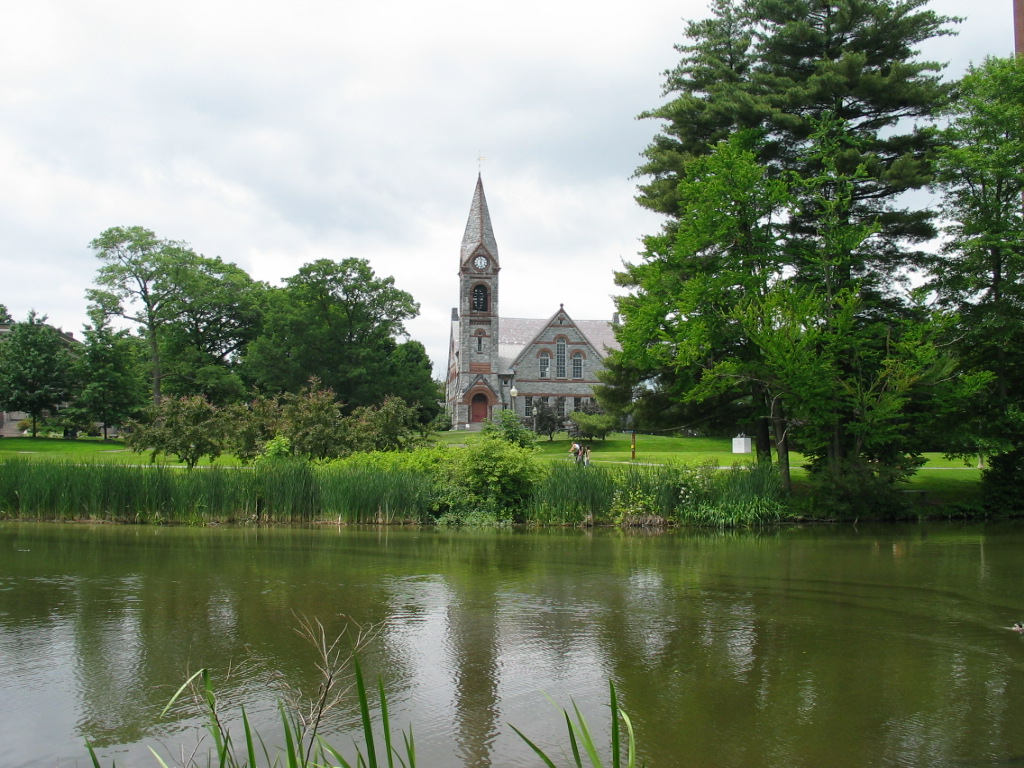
<box><xmin>88</xmin><ymin>227</ymin><xmax>264</xmax><ymax>407</ymax></box>
<box><xmin>87</xmin><ymin>226</ymin><xmax>195</xmax><ymax>405</ymax></box>
<box><xmin>243</xmin><ymin>258</ymin><xmax>428</xmax><ymax>412</ymax></box>
<box><xmin>126</xmin><ymin>395</ymin><xmax>222</xmax><ymax>469</ymax></box>
<box><xmin>927</xmin><ymin>55</ymin><xmax>1024</xmax><ymax>507</ymax></box>
<box><xmin>68</xmin><ymin>311</ymin><xmax>148</xmax><ymax>438</ymax></box>
<box><xmin>0</xmin><ymin>311</ymin><xmax>75</xmax><ymax>437</ymax></box>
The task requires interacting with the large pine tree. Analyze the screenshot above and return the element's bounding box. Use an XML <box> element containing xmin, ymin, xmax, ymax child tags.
<box><xmin>637</xmin><ymin>0</ymin><xmax>955</xmax><ymax>286</ymax></box>
<box><xmin>602</xmin><ymin>0</ymin><xmax>960</xmax><ymax>503</ymax></box>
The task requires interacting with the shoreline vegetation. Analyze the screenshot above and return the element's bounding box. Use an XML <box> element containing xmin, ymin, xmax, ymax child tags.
<box><xmin>0</xmin><ymin>432</ymin><xmax>987</xmax><ymax>525</ymax></box>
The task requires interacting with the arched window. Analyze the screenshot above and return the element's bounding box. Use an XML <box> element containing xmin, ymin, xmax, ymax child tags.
<box><xmin>556</xmin><ymin>339</ymin><xmax>567</xmax><ymax>378</ymax></box>
<box><xmin>475</xmin><ymin>330</ymin><xmax>485</xmax><ymax>353</ymax></box>
<box><xmin>472</xmin><ymin>285</ymin><xmax>489</xmax><ymax>312</ymax></box>
<box><xmin>539</xmin><ymin>352</ymin><xmax>550</xmax><ymax>379</ymax></box>
<box><xmin>571</xmin><ymin>352</ymin><xmax>583</xmax><ymax>379</ymax></box>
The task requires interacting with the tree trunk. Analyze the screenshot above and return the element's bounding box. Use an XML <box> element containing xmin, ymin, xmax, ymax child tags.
<box><xmin>752</xmin><ymin>381</ymin><xmax>773</xmax><ymax>465</ymax></box>
<box><xmin>771</xmin><ymin>396</ymin><xmax>791</xmax><ymax>493</ymax></box>
<box><xmin>148</xmin><ymin>333</ymin><xmax>162</xmax><ymax>406</ymax></box>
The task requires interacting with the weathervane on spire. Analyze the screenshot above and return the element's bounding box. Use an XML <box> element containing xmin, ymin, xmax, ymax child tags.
<box><xmin>477</xmin><ymin>154</ymin><xmax>486</xmax><ymax>172</ymax></box>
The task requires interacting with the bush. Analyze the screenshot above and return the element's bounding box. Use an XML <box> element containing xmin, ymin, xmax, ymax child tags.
<box><xmin>481</xmin><ymin>409</ymin><xmax>535</xmax><ymax>448</ymax></box>
<box><xmin>442</xmin><ymin>435</ymin><xmax>543</xmax><ymax>522</ymax></box>
<box><xmin>982</xmin><ymin>447</ymin><xmax>1024</xmax><ymax>515</ymax></box>
<box><xmin>126</xmin><ymin>396</ymin><xmax>222</xmax><ymax>469</ymax></box>
<box><xmin>804</xmin><ymin>457</ymin><xmax>917</xmax><ymax>519</ymax></box>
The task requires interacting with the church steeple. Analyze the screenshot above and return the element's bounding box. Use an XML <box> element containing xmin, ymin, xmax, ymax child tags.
<box><xmin>460</xmin><ymin>174</ymin><xmax>499</xmax><ymax>266</ymax></box>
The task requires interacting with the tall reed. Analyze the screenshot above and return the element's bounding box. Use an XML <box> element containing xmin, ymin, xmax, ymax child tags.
<box><xmin>528</xmin><ymin>463</ymin><xmax>619</xmax><ymax>524</ymax></box>
<box><xmin>682</xmin><ymin>462</ymin><xmax>785</xmax><ymax>527</ymax></box>
<box><xmin>317</xmin><ymin>465</ymin><xmax>434</xmax><ymax>523</ymax></box>
<box><xmin>0</xmin><ymin>451</ymin><xmax>788</xmax><ymax>526</ymax></box>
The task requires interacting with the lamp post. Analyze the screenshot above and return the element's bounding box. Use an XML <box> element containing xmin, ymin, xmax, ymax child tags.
<box><xmin>509</xmin><ymin>385</ymin><xmax>518</xmax><ymax>416</ymax></box>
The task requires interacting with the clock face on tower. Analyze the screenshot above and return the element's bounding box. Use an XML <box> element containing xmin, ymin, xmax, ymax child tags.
<box><xmin>473</xmin><ymin>255</ymin><xmax>488</xmax><ymax>270</ymax></box>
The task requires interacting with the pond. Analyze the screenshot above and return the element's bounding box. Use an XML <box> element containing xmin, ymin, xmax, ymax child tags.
<box><xmin>2</xmin><ymin>522</ymin><xmax>1023</xmax><ymax>767</ymax></box>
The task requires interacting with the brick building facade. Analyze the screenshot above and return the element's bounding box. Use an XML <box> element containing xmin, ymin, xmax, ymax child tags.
<box><xmin>445</xmin><ymin>176</ymin><xmax>618</xmax><ymax>429</ymax></box>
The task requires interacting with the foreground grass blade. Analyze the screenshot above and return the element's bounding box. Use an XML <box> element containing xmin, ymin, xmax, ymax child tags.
<box><xmin>353</xmin><ymin>656</ymin><xmax>379</xmax><ymax>768</ymax></box>
<box><xmin>160</xmin><ymin>668</ymin><xmax>207</xmax><ymax>718</ymax></box>
<box><xmin>507</xmin><ymin>724</ymin><xmax>560</xmax><ymax>768</ymax></box>
<box><xmin>85</xmin><ymin>740</ymin><xmax>106</xmax><ymax>768</ymax></box>
<box><xmin>147</xmin><ymin>746</ymin><xmax>172</xmax><ymax>768</ymax></box>
<box><xmin>318</xmin><ymin>738</ymin><xmax>355</xmax><ymax>768</ymax></box>
<box><xmin>610</xmin><ymin>682</ymin><xmax>620</xmax><ymax>768</ymax></box>
<box><xmin>279</xmin><ymin>700</ymin><xmax>299</xmax><ymax>768</ymax></box>
<box><xmin>379</xmin><ymin>677</ymin><xmax>395</xmax><ymax>768</ymax></box>
<box><xmin>241</xmin><ymin>707</ymin><xmax>257</xmax><ymax>768</ymax></box>
<box><xmin>402</xmin><ymin>727</ymin><xmax>416</xmax><ymax>768</ymax></box>
<box><xmin>570</xmin><ymin>700</ymin><xmax>603</xmax><ymax>767</ymax></box>
<box><xmin>512</xmin><ymin>682</ymin><xmax>638</xmax><ymax>768</ymax></box>
<box><xmin>620</xmin><ymin>710</ymin><xmax>636</xmax><ymax>768</ymax></box>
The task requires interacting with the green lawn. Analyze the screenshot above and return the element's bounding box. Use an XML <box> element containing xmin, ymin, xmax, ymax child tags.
<box><xmin>0</xmin><ymin>436</ymin><xmax>236</xmax><ymax>467</ymax></box>
<box><xmin>435</xmin><ymin>429</ymin><xmax>742</xmax><ymax>464</ymax></box>
<box><xmin>0</xmin><ymin>436</ymin><xmax>134</xmax><ymax>458</ymax></box>
<box><xmin>433</xmin><ymin>429</ymin><xmax>984</xmax><ymax>507</ymax></box>
<box><xmin>4</xmin><ymin>431</ymin><xmax>984</xmax><ymax>507</ymax></box>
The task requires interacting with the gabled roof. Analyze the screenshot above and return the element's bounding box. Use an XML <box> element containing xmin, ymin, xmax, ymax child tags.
<box><xmin>460</xmin><ymin>174</ymin><xmax>499</xmax><ymax>264</ymax></box>
<box><xmin>462</xmin><ymin>373</ymin><xmax>500</xmax><ymax>399</ymax></box>
<box><xmin>502</xmin><ymin>308</ymin><xmax>620</xmax><ymax>373</ymax></box>
<box><xmin>451</xmin><ymin>312</ymin><xmax>619</xmax><ymax>375</ymax></box>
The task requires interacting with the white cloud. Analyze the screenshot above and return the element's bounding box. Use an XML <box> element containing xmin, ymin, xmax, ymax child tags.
<box><xmin>0</xmin><ymin>0</ymin><xmax>1009</xmax><ymax>368</ymax></box>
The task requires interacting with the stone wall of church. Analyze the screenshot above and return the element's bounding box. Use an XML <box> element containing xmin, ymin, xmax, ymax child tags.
<box><xmin>510</xmin><ymin>325</ymin><xmax>608</xmax><ymax>419</ymax></box>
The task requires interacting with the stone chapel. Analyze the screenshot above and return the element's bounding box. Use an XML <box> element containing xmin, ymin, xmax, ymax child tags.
<box><xmin>445</xmin><ymin>175</ymin><xmax>619</xmax><ymax>429</ymax></box>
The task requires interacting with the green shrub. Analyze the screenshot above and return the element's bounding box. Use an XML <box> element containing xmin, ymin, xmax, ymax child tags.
<box><xmin>804</xmin><ymin>456</ymin><xmax>916</xmax><ymax>519</ymax></box>
<box><xmin>981</xmin><ymin>446</ymin><xmax>1024</xmax><ymax>515</ymax></box>
<box><xmin>442</xmin><ymin>435</ymin><xmax>543</xmax><ymax>522</ymax></box>
<box><xmin>481</xmin><ymin>408</ymin><xmax>536</xmax><ymax>448</ymax></box>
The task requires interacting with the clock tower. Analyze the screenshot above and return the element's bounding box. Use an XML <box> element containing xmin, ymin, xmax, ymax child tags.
<box><xmin>450</xmin><ymin>174</ymin><xmax>503</xmax><ymax>426</ymax></box>
<box><xmin>445</xmin><ymin>174</ymin><xmax>618</xmax><ymax>429</ymax></box>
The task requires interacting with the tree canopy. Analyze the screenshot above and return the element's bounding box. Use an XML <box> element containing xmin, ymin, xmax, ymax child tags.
<box><xmin>242</xmin><ymin>257</ymin><xmax>436</xmax><ymax>421</ymax></box>
<box><xmin>601</xmin><ymin>0</ymin><xmax>965</xmax><ymax>506</ymax></box>
<box><xmin>0</xmin><ymin>312</ymin><xmax>76</xmax><ymax>437</ymax></box>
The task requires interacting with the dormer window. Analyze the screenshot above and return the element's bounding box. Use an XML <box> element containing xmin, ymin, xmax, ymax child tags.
<box><xmin>472</xmin><ymin>285</ymin><xmax>489</xmax><ymax>312</ymax></box>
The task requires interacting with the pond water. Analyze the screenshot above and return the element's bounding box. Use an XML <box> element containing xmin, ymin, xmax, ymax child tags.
<box><xmin>2</xmin><ymin>522</ymin><xmax>1024</xmax><ymax>768</ymax></box>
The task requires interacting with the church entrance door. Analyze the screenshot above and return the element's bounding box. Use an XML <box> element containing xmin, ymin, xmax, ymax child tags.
<box><xmin>470</xmin><ymin>394</ymin><xmax>489</xmax><ymax>423</ymax></box>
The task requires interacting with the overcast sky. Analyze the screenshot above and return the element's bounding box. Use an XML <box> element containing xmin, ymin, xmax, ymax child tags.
<box><xmin>0</xmin><ymin>0</ymin><xmax>1011</xmax><ymax>375</ymax></box>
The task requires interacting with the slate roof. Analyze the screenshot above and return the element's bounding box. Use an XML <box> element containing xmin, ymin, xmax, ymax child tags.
<box><xmin>451</xmin><ymin>316</ymin><xmax>618</xmax><ymax>373</ymax></box>
<box><xmin>460</xmin><ymin>174</ymin><xmax>499</xmax><ymax>264</ymax></box>
<box><xmin>451</xmin><ymin>315</ymin><xmax>619</xmax><ymax>374</ymax></box>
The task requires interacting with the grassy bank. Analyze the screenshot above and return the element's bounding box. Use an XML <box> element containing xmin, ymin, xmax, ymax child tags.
<box><xmin>0</xmin><ymin>456</ymin><xmax>787</xmax><ymax>526</ymax></box>
<box><xmin>0</xmin><ymin>432</ymin><xmax>984</xmax><ymax>522</ymax></box>
<box><xmin>0</xmin><ymin>435</ymin><xmax>240</xmax><ymax>466</ymax></box>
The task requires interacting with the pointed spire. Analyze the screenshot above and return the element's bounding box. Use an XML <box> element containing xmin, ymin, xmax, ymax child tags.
<box><xmin>461</xmin><ymin>174</ymin><xmax>499</xmax><ymax>264</ymax></box>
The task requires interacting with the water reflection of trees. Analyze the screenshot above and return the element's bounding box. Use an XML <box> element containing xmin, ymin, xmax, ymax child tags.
<box><xmin>2</xmin><ymin>523</ymin><xmax>1023</xmax><ymax>767</ymax></box>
